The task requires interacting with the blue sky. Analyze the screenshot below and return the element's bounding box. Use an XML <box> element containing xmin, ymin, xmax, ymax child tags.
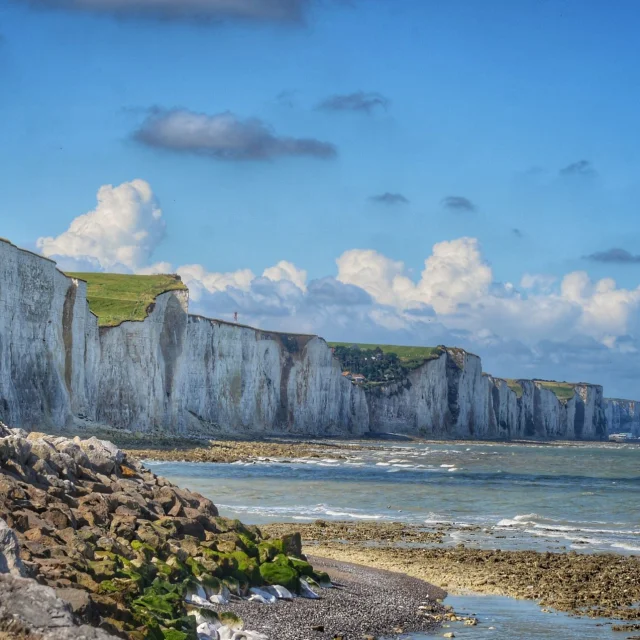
<box><xmin>2</xmin><ymin>0</ymin><xmax>640</xmax><ymax>397</ymax></box>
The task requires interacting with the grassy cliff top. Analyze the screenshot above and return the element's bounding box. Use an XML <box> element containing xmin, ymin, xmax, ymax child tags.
<box><xmin>66</xmin><ymin>272</ymin><xmax>187</xmax><ymax>327</ymax></box>
<box><xmin>503</xmin><ymin>378</ymin><xmax>576</xmax><ymax>401</ymax></box>
<box><xmin>504</xmin><ymin>379</ymin><xmax>524</xmax><ymax>398</ymax></box>
<box><xmin>535</xmin><ymin>380</ymin><xmax>576</xmax><ymax>401</ymax></box>
<box><xmin>327</xmin><ymin>342</ymin><xmax>443</xmax><ymax>369</ymax></box>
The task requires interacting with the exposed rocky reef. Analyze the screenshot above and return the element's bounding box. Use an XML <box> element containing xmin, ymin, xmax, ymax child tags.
<box><xmin>0</xmin><ymin>238</ymin><xmax>626</xmax><ymax>440</ymax></box>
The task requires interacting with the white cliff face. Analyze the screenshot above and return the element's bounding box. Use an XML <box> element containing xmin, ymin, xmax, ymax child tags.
<box><xmin>0</xmin><ymin>239</ymin><xmax>614</xmax><ymax>440</ymax></box>
<box><xmin>604</xmin><ymin>398</ymin><xmax>640</xmax><ymax>435</ymax></box>
<box><xmin>365</xmin><ymin>348</ymin><xmax>606</xmax><ymax>440</ymax></box>
<box><xmin>0</xmin><ymin>240</ymin><xmax>91</xmax><ymax>428</ymax></box>
<box><xmin>0</xmin><ymin>240</ymin><xmax>368</xmax><ymax>436</ymax></box>
<box><xmin>366</xmin><ymin>350</ymin><xmax>519</xmax><ymax>439</ymax></box>
<box><xmin>178</xmin><ymin>319</ymin><xmax>368</xmax><ymax>436</ymax></box>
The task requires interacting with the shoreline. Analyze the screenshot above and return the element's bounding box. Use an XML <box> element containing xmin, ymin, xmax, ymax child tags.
<box><xmin>261</xmin><ymin>522</ymin><xmax>640</xmax><ymax>622</ymax></box>
<box><xmin>112</xmin><ymin>433</ymin><xmax>637</xmax><ymax>466</ymax></box>
<box><xmin>209</xmin><ymin>555</ymin><xmax>450</xmax><ymax>640</ymax></box>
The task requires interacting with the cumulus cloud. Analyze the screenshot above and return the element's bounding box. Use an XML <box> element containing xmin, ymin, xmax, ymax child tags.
<box><xmin>133</xmin><ymin>108</ymin><xmax>337</xmax><ymax>161</ymax></box>
<box><xmin>318</xmin><ymin>91</ymin><xmax>390</xmax><ymax>113</ymax></box>
<box><xmin>441</xmin><ymin>196</ymin><xmax>476</xmax><ymax>213</ymax></box>
<box><xmin>263</xmin><ymin>260</ymin><xmax>307</xmax><ymax>291</ymax></box>
<box><xmin>306</xmin><ymin>277</ymin><xmax>372</xmax><ymax>306</ymax></box>
<box><xmin>369</xmin><ymin>192</ymin><xmax>409</xmax><ymax>206</ymax></box>
<box><xmin>177</xmin><ymin>263</ymin><xmax>255</xmax><ymax>301</ymax></box>
<box><xmin>337</xmin><ymin>238</ymin><xmax>492</xmax><ymax>315</ymax></box>
<box><xmin>336</xmin><ymin>249</ymin><xmax>412</xmax><ymax>308</ymax></box>
<box><xmin>584</xmin><ymin>248</ymin><xmax>640</xmax><ymax>264</ymax></box>
<box><xmin>37</xmin><ymin>179</ymin><xmax>165</xmax><ymax>272</ymax></box>
<box><xmin>559</xmin><ymin>159</ymin><xmax>596</xmax><ymax>177</ymax></box>
<box><xmin>16</xmin><ymin>0</ymin><xmax>312</xmax><ymax>24</ymax></box>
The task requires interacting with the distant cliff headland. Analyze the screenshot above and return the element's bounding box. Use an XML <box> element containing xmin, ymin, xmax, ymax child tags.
<box><xmin>1</xmin><ymin>237</ymin><xmax>638</xmax><ymax>440</ymax></box>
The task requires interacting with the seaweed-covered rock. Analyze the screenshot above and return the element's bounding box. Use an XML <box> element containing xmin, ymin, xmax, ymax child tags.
<box><xmin>258</xmin><ymin>561</ymin><xmax>299</xmax><ymax>593</ymax></box>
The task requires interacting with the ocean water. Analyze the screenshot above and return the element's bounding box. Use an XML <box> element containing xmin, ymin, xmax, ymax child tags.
<box><xmin>150</xmin><ymin>441</ymin><xmax>640</xmax><ymax>639</ymax></box>
<box><xmin>150</xmin><ymin>441</ymin><xmax>640</xmax><ymax>554</ymax></box>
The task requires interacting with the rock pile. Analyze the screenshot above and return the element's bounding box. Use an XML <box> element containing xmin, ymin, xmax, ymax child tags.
<box><xmin>0</xmin><ymin>424</ymin><xmax>327</xmax><ymax>640</ymax></box>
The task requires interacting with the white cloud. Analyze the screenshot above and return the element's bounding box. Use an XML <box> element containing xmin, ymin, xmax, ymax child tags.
<box><xmin>177</xmin><ymin>264</ymin><xmax>255</xmax><ymax>302</ymax></box>
<box><xmin>336</xmin><ymin>238</ymin><xmax>491</xmax><ymax>314</ymax></box>
<box><xmin>520</xmin><ymin>273</ymin><xmax>557</xmax><ymax>292</ymax></box>
<box><xmin>263</xmin><ymin>260</ymin><xmax>307</xmax><ymax>292</ymax></box>
<box><xmin>137</xmin><ymin>261</ymin><xmax>173</xmax><ymax>275</ymax></box>
<box><xmin>336</xmin><ymin>249</ymin><xmax>414</xmax><ymax>307</ymax></box>
<box><xmin>416</xmin><ymin>237</ymin><xmax>492</xmax><ymax>313</ymax></box>
<box><xmin>37</xmin><ymin>179</ymin><xmax>165</xmax><ymax>272</ymax></box>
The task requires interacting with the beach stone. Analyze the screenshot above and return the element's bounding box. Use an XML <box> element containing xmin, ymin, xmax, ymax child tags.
<box><xmin>278</xmin><ymin>532</ymin><xmax>303</xmax><ymax>558</ymax></box>
<box><xmin>0</xmin><ymin>517</ymin><xmax>26</xmax><ymax>576</ymax></box>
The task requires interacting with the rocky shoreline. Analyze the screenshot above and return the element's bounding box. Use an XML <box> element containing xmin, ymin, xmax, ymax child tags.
<box><xmin>121</xmin><ymin>438</ymin><xmax>364</xmax><ymax>465</ymax></box>
<box><xmin>263</xmin><ymin>522</ymin><xmax>640</xmax><ymax>622</ymax></box>
<box><xmin>0</xmin><ymin>424</ymin><xmax>446</xmax><ymax>640</ymax></box>
<box><xmin>118</xmin><ymin>435</ymin><xmax>636</xmax><ymax>466</ymax></box>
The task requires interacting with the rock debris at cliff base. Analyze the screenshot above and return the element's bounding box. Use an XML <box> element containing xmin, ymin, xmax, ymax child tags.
<box><xmin>0</xmin><ymin>423</ymin><xmax>447</xmax><ymax>640</ymax></box>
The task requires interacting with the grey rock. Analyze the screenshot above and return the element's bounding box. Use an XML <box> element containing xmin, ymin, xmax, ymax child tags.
<box><xmin>78</xmin><ymin>437</ymin><xmax>124</xmax><ymax>475</ymax></box>
<box><xmin>54</xmin><ymin>587</ymin><xmax>93</xmax><ymax>620</ymax></box>
<box><xmin>0</xmin><ymin>573</ymin><xmax>117</xmax><ymax>639</ymax></box>
<box><xmin>0</xmin><ymin>517</ymin><xmax>26</xmax><ymax>577</ymax></box>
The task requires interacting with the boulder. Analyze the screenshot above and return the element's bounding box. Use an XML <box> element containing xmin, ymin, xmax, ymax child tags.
<box><xmin>77</xmin><ymin>438</ymin><xmax>124</xmax><ymax>475</ymax></box>
<box><xmin>259</xmin><ymin>561</ymin><xmax>299</xmax><ymax>593</ymax></box>
<box><xmin>0</xmin><ymin>572</ymin><xmax>118</xmax><ymax>638</ymax></box>
<box><xmin>0</xmin><ymin>517</ymin><xmax>26</xmax><ymax>577</ymax></box>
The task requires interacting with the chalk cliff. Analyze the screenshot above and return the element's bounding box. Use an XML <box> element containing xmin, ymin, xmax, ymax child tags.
<box><xmin>604</xmin><ymin>399</ymin><xmax>640</xmax><ymax>436</ymax></box>
<box><xmin>365</xmin><ymin>349</ymin><xmax>607</xmax><ymax>440</ymax></box>
<box><xmin>0</xmin><ymin>238</ymin><xmax>618</xmax><ymax>440</ymax></box>
<box><xmin>0</xmin><ymin>239</ymin><xmax>367</xmax><ymax>437</ymax></box>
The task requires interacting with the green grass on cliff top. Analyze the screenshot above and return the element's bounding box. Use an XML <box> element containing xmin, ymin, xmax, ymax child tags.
<box><xmin>327</xmin><ymin>342</ymin><xmax>442</xmax><ymax>369</ymax></box>
<box><xmin>504</xmin><ymin>379</ymin><xmax>524</xmax><ymax>398</ymax></box>
<box><xmin>504</xmin><ymin>378</ymin><xmax>576</xmax><ymax>401</ymax></box>
<box><xmin>535</xmin><ymin>380</ymin><xmax>576</xmax><ymax>400</ymax></box>
<box><xmin>66</xmin><ymin>272</ymin><xmax>187</xmax><ymax>327</ymax></box>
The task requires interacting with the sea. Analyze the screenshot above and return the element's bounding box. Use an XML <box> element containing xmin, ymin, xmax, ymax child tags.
<box><xmin>150</xmin><ymin>440</ymin><xmax>640</xmax><ymax>639</ymax></box>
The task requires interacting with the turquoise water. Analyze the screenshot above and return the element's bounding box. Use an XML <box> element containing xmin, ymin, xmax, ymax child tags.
<box><xmin>150</xmin><ymin>441</ymin><xmax>640</xmax><ymax>639</ymax></box>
